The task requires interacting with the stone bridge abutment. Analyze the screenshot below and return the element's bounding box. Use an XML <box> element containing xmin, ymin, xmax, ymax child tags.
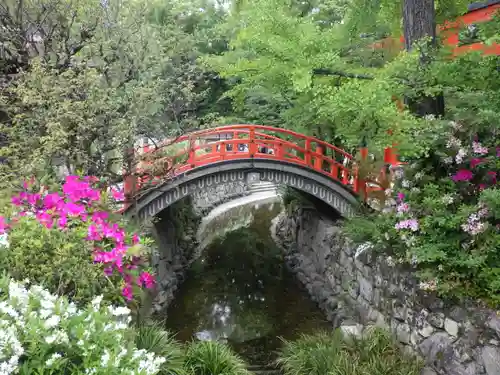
<box><xmin>273</xmin><ymin>206</ymin><xmax>500</xmax><ymax>375</ymax></box>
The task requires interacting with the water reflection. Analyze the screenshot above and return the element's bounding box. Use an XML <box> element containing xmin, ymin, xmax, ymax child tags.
<box><xmin>164</xmin><ymin>202</ymin><xmax>331</xmax><ymax>365</ymax></box>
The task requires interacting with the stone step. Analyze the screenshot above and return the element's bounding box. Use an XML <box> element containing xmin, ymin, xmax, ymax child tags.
<box><xmin>248</xmin><ymin>182</ymin><xmax>278</xmax><ymax>193</ymax></box>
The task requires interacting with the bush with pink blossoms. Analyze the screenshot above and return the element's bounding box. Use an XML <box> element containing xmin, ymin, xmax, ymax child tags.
<box><xmin>346</xmin><ymin>120</ymin><xmax>499</xmax><ymax>305</ymax></box>
<box><xmin>0</xmin><ymin>176</ymin><xmax>156</xmax><ymax>306</ymax></box>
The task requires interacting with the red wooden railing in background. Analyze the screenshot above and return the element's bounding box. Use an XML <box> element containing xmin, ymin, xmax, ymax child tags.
<box><xmin>373</xmin><ymin>2</ymin><xmax>500</xmax><ymax>56</ymax></box>
<box><xmin>123</xmin><ymin>125</ymin><xmax>402</xmax><ymax>208</ymax></box>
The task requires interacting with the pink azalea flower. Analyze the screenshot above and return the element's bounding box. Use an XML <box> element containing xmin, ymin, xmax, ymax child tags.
<box><xmin>397</xmin><ymin>192</ymin><xmax>405</xmax><ymax>201</ymax></box>
<box><xmin>91</xmin><ymin>212</ymin><xmax>109</xmax><ymax>223</ymax></box>
<box><xmin>139</xmin><ymin>272</ymin><xmax>155</xmax><ymax>289</ymax></box>
<box><xmin>395</xmin><ymin>219</ymin><xmax>419</xmax><ymax>232</ymax></box>
<box><xmin>452</xmin><ymin>169</ymin><xmax>473</xmax><ymax>182</ymax></box>
<box><xmin>396</xmin><ymin>203</ymin><xmax>410</xmax><ymax>213</ymax></box>
<box><xmin>0</xmin><ymin>216</ymin><xmax>8</xmax><ymax>234</ymax></box>
<box><xmin>64</xmin><ymin>202</ymin><xmax>85</xmax><ymax>217</ymax></box>
<box><xmin>111</xmin><ymin>188</ymin><xmax>125</xmax><ymax>202</ymax></box>
<box><xmin>472</xmin><ymin>141</ymin><xmax>488</xmax><ymax>155</ymax></box>
<box><xmin>36</xmin><ymin>212</ymin><xmax>53</xmax><ymax>228</ymax></box>
<box><xmin>58</xmin><ymin>215</ymin><xmax>68</xmax><ymax>229</ymax></box>
<box><xmin>122</xmin><ymin>284</ymin><xmax>133</xmax><ymax>301</ymax></box>
<box><xmin>43</xmin><ymin>193</ymin><xmax>63</xmax><ymax>210</ymax></box>
<box><xmin>470</xmin><ymin>158</ymin><xmax>482</xmax><ymax>168</ymax></box>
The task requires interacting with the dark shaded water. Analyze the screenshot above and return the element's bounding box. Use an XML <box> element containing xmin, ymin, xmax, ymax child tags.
<box><xmin>165</xmin><ymin>202</ymin><xmax>331</xmax><ymax>365</ymax></box>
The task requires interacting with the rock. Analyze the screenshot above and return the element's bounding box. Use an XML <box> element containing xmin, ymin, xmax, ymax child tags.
<box><xmin>396</xmin><ymin>323</ymin><xmax>411</xmax><ymax>344</ymax></box>
<box><xmin>372</xmin><ymin>287</ymin><xmax>382</xmax><ymax>307</ymax></box>
<box><xmin>446</xmin><ymin>360</ymin><xmax>480</xmax><ymax>375</ymax></box>
<box><xmin>420</xmin><ymin>366</ymin><xmax>438</xmax><ymax>375</ymax></box>
<box><xmin>419</xmin><ymin>332</ymin><xmax>454</xmax><ymax>367</ymax></box>
<box><xmin>419</xmin><ymin>320</ymin><xmax>435</xmax><ymax>338</ymax></box>
<box><xmin>445</xmin><ymin>318</ymin><xmax>460</xmax><ymax>337</ymax></box>
<box><xmin>340</xmin><ymin>322</ymin><xmax>363</xmax><ymax>339</ymax></box>
<box><xmin>428</xmin><ymin>312</ymin><xmax>445</xmax><ymax>328</ymax></box>
<box><xmin>449</xmin><ymin>307</ymin><xmax>468</xmax><ymax>323</ymax></box>
<box><xmin>359</xmin><ymin>276</ymin><xmax>374</xmax><ymax>302</ymax></box>
<box><xmin>481</xmin><ymin>346</ymin><xmax>500</xmax><ymax>375</ymax></box>
<box><xmin>392</xmin><ymin>299</ymin><xmax>407</xmax><ymax>321</ymax></box>
<box><xmin>486</xmin><ymin>313</ymin><xmax>500</xmax><ymax>337</ymax></box>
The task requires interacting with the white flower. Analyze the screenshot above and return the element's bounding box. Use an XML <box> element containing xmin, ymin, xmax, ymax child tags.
<box><xmin>402</xmin><ymin>180</ymin><xmax>411</xmax><ymax>188</ymax></box>
<box><xmin>91</xmin><ymin>295</ymin><xmax>103</xmax><ymax>310</ymax></box>
<box><xmin>442</xmin><ymin>194</ymin><xmax>454</xmax><ymax>205</ymax></box>
<box><xmin>455</xmin><ymin>148</ymin><xmax>467</xmax><ymax>163</ymax></box>
<box><xmin>44</xmin><ymin>315</ymin><xmax>60</xmax><ymax>329</ymax></box>
<box><xmin>443</xmin><ymin>156</ymin><xmax>453</xmax><ymax>164</ymax></box>
<box><xmin>446</xmin><ymin>136</ymin><xmax>461</xmax><ymax>149</ymax></box>
<box><xmin>45</xmin><ymin>352</ymin><xmax>62</xmax><ymax>367</ymax></box>
<box><xmin>0</xmin><ymin>233</ymin><xmax>9</xmax><ymax>248</ymax></box>
<box><xmin>101</xmin><ymin>349</ymin><xmax>111</xmax><ymax>367</ymax></box>
<box><xmin>0</xmin><ymin>277</ymin><xmax>168</xmax><ymax>375</ymax></box>
<box><xmin>108</xmin><ymin>306</ymin><xmax>130</xmax><ymax>317</ymax></box>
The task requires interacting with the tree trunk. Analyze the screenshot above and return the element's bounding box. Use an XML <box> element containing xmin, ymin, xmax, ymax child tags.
<box><xmin>403</xmin><ymin>0</ymin><xmax>436</xmax><ymax>51</ymax></box>
<box><xmin>402</xmin><ymin>0</ymin><xmax>445</xmax><ymax>117</ymax></box>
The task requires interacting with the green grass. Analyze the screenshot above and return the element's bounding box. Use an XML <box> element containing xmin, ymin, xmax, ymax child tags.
<box><xmin>277</xmin><ymin>327</ymin><xmax>424</xmax><ymax>375</ymax></box>
<box><xmin>135</xmin><ymin>321</ymin><xmax>188</xmax><ymax>375</ymax></box>
<box><xmin>184</xmin><ymin>340</ymin><xmax>251</xmax><ymax>375</ymax></box>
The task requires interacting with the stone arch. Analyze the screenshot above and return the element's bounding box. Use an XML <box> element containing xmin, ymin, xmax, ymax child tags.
<box><xmin>124</xmin><ymin>159</ymin><xmax>360</xmax><ymax>220</ymax></box>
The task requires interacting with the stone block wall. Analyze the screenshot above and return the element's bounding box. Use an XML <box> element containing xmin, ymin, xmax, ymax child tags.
<box><xmin>273</xmin><ymin>206</ymin><xmax>500</xmax><ymax>375</ymax></box>
<box><xmin>148</xmin><ymin>198</ymin><xmax>200</xmax><ymax>313</ymax></box>
<box><xmin>191</xmin><ymin>180</ymin><xmax>249</xmax><ymax>215</ymax></box>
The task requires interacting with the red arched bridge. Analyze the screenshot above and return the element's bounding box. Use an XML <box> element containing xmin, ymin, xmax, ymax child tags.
<box><xmin>123</xmin><ymin>125</ymin><xmax>399</xmax><ymax>219</ymax></box>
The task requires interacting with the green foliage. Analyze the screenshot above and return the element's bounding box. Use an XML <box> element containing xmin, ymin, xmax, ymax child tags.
<box><xmin>135</xmin><ymin>322</ymin><xmax>188</xmax><ymax>375</ymax></box>
<box><xmin>277</xmin><ymin>328</ymin><xmax>423</xmax><ymax>375</ymax></box>
<box><xmin>0</xmin><ymin>215</ymin><xmax>123</xmax><ymax>306</ymax></box>
<box><xmin>184</xmin><ymin>341</ymin><xmax>250</xmax><ymax>375</ymax></box>
<box><xmin>0</xmin><ymin>0</ymin><xmax>228</xmax><ymax>184</ymax></box>
<box><xmin>346</xmin><ymin>115</ymin><xmax>500</xmax><ymax>304</ymax></box>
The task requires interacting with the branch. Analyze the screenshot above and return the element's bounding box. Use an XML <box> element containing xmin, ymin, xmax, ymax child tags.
<box><xmin>312</xmin><ymin>68</ymin><xmax>374</xmax><ymax>80</ymax></box>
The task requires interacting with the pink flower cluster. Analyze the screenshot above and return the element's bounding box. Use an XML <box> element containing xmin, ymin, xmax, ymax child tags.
<box><xmin>395</xmin><ymin>218</ymin><xmax>419</xmax><ymax>232</ymax></box>
<box><xmin>461</xmin><ymin>207</ymin><xmax>489</xmax><ymax>236</ymax></box>
<box><xmin>0</xmin><ymin>176</ymin><xmax>155</xmax><ymax>301</ymax></box>
<box><xmin>394</xmin><ymin>193</ymin><xmax>419</xmax><ymax>232</ymax></box>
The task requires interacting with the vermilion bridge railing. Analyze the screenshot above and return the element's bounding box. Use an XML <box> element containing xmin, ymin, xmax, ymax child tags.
<box><xmin>123</xmin><ymin>125</ymin><xmax>395</xmax><ymax>206</ymax></box>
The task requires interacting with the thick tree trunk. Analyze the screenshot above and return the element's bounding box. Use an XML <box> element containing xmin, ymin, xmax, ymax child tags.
<box><xmin>403</xmin><ymin>0</ymin><xmax>436</xmax><ymax>51</ymax></box>
<box><xmin>402</xmin><ymin>0</ymin><xmax>445</xmax><ymax>117</ymax></box>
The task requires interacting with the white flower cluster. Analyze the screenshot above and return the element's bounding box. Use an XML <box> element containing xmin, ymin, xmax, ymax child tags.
<box><xmin>0</xmin><ymin>277</ymin><xmax>166</xmax><ymax>375</ymax></box>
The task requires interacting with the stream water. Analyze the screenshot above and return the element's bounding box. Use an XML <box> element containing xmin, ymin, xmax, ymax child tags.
<box><xmin>164</xmin><ymin>201</ymin><xmax>331</xmax><ymax>365</ymax></box>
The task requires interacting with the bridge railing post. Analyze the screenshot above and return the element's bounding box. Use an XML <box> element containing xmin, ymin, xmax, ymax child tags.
<box><xmin>314</xmin><ymin>145</ymin><xmax>323</xmax><ymax>170</ymax></box>
<box><xmin>305</xmin><ymin>139</ymin><xmax>312</xmax><ymax>166</ymax></box>
<box><xmin>187</xmin><ymin>136</ymin><xmax>196</xmax><ymax>167</ymax></box>
<box><xmin>248</xmin><ymin>127</ymin><xmax>257</xmax><ymax>156</ymax></box>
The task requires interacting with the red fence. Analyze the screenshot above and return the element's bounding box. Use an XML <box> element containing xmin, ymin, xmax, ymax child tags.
<box><xmin>124</xmin><ymin>125</ymin><xmax>371</xmax><ymax>200</ymax></box>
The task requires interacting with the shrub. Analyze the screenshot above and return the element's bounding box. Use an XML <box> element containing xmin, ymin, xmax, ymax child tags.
<box><xmin>184</xmin><ymin>341</ymin><xmax>250</xmax><ymax>375</ymax></box>
<box><xmin>0</xmin><ymin>275</ymin><xmax>166</xmax><ymax>375</ymax></box>
<box><xmin>0</xmin><ymin>176</ymin><xmax>155</xmax><ymax>305</ymax></box>
<box><xmin>346</xmin><ymin>120</ymin><xmax>500</xmax><ymax>304</ymax></box>
<box><xmin>277</xmin><ymin>328</ymin><xmax>423</xmax><ymax>375</ymax></box>
<box><xmin>277</xmin><ymin>330</ymin><xmax>343</xmax><ymax>375</ymax></box>
<box><xmin>0</xmin><ymin>215</ymin><xmax>123</xmax><ymax>305</ymax></box>
<box><xmin>135</xmin><ymin>322</ymin><xmax>187</xmax><ymax>375</ymax></box>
